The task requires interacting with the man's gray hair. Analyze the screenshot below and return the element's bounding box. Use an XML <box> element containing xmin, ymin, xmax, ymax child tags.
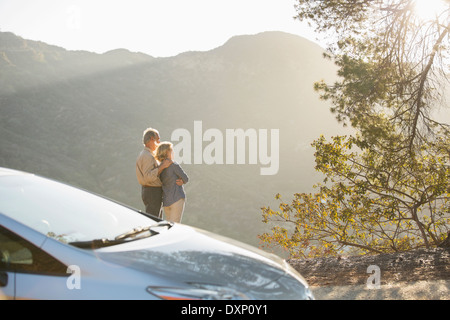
<box><xmin>142</xmin><ymin>127</ymin><xmax>159</xmax><ymax>145</ymax></box>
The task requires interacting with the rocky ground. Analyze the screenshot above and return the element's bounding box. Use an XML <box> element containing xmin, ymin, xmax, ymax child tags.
<box><xmin>288</xmin><ymin>248</ymin><xmax>450</xmax><ymax>300</ymax></box>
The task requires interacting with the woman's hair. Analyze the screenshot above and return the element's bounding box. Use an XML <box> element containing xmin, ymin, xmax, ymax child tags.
<box><xmin>155</xmin><ymin>141</ymin><xmax>173</xmax><ymax>162</ymax></box>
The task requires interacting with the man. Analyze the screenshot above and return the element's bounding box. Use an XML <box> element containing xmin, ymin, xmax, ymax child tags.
<box><xmin>136</xmin><ymin>127</ymin><xmax>172</xmax><ymax>217</ymax></box>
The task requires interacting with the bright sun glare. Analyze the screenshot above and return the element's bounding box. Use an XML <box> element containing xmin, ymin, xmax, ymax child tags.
<box><xmin>413</xmin><ymin>0</ymin><xmax>449</xmax><ymax>21</ymax></box>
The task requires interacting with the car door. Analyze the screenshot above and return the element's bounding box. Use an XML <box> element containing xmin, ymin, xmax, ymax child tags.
<box><xmin>0</xmin><ymin>226</ymin><xmax>68</xmax><ymax>300</ymax></box>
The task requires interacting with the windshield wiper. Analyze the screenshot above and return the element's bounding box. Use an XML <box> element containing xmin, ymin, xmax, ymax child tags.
<box><xmin>114</xmin><ymin>221</ymin><xmax>173</xmax><ymax>241</ymax></box>
<box><xmin>69</xmin><ymin>238</ymin><xmax>128</xmax><ymax>249</ymax></box>
<box><xmin>69</xmin><ymin>221</ymin><xmax>174</xmax><ymax>249</ymax></box>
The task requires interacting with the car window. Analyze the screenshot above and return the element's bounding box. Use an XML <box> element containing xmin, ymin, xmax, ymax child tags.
<box><xmin>0</xmin><ymin>226</ymin><xmax>67</xmax><ymax>275</ymax></box>
<box><xmin>0</xmin><ymin>174</ymin><xmax>156</xmax><ymax>244</ymax></box>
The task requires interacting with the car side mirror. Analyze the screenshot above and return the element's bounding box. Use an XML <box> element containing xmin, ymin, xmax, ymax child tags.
<box><xmin>0</xmin><ymin>272</ymin><xmax>8</xmax><ymax>287</ymax></box>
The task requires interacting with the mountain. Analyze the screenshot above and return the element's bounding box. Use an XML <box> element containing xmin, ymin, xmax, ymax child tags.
<box><xmin>0</xmin><ymin>31</ymin><xmax>351</xmax><ymax>248</ymax></box>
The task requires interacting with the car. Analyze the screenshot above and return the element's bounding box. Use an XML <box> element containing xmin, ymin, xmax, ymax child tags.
<box><xmin>0</xmin><ymin>167</ymin><xmax>313</xmax><ymax>300</ymax></box>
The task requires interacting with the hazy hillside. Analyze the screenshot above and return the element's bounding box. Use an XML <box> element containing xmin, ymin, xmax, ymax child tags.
<box><xmin>0</xmin><ymin>31</ymin><xmax>350</xmax><ymax>247</ymax></box>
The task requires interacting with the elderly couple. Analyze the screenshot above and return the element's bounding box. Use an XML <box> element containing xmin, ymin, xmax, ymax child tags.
<box><xmin>136</xmin><ymin>127</ymin><xmax>189</xmax><ymax>223</ymax></box>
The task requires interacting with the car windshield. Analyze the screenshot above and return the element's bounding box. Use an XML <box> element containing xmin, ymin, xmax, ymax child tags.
<box><xmin>0</xmin><ymin>173</ymin><xmax>156</xmax><ymax>244</ymax></box>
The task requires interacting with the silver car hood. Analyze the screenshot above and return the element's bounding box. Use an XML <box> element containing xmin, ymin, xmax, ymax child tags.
<box><xmin>94</xmin><ymin>224</ymin><xmax>297</xmax><ymax>292</ymax></box>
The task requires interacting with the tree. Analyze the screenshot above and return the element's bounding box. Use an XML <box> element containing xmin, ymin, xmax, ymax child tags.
<box><xmin>259</xmin><ymin>0</ymin><xmax>450</xmax><ymax>257</ymax></box>
<box><xmin>260</xmin><ymin>133</ymin><xmax>450</xmax><ymax>257</ymax></box>
<box><xmin>298</xmin><ymin>0</ymin><xmax>450</xmax><ymax>150</ymax></box>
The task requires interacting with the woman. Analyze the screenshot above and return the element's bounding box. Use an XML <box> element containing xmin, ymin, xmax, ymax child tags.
<box><xmin>155</xmin><ymin>142</ymin><xmax>189</xmax><ymax>223</ymax></box>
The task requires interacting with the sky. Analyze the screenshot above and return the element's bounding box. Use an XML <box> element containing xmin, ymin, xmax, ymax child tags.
<box><xmin>0</xmin><ymin>0</ymin><xmax>321</xmax><ymax>57</ymax></box>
